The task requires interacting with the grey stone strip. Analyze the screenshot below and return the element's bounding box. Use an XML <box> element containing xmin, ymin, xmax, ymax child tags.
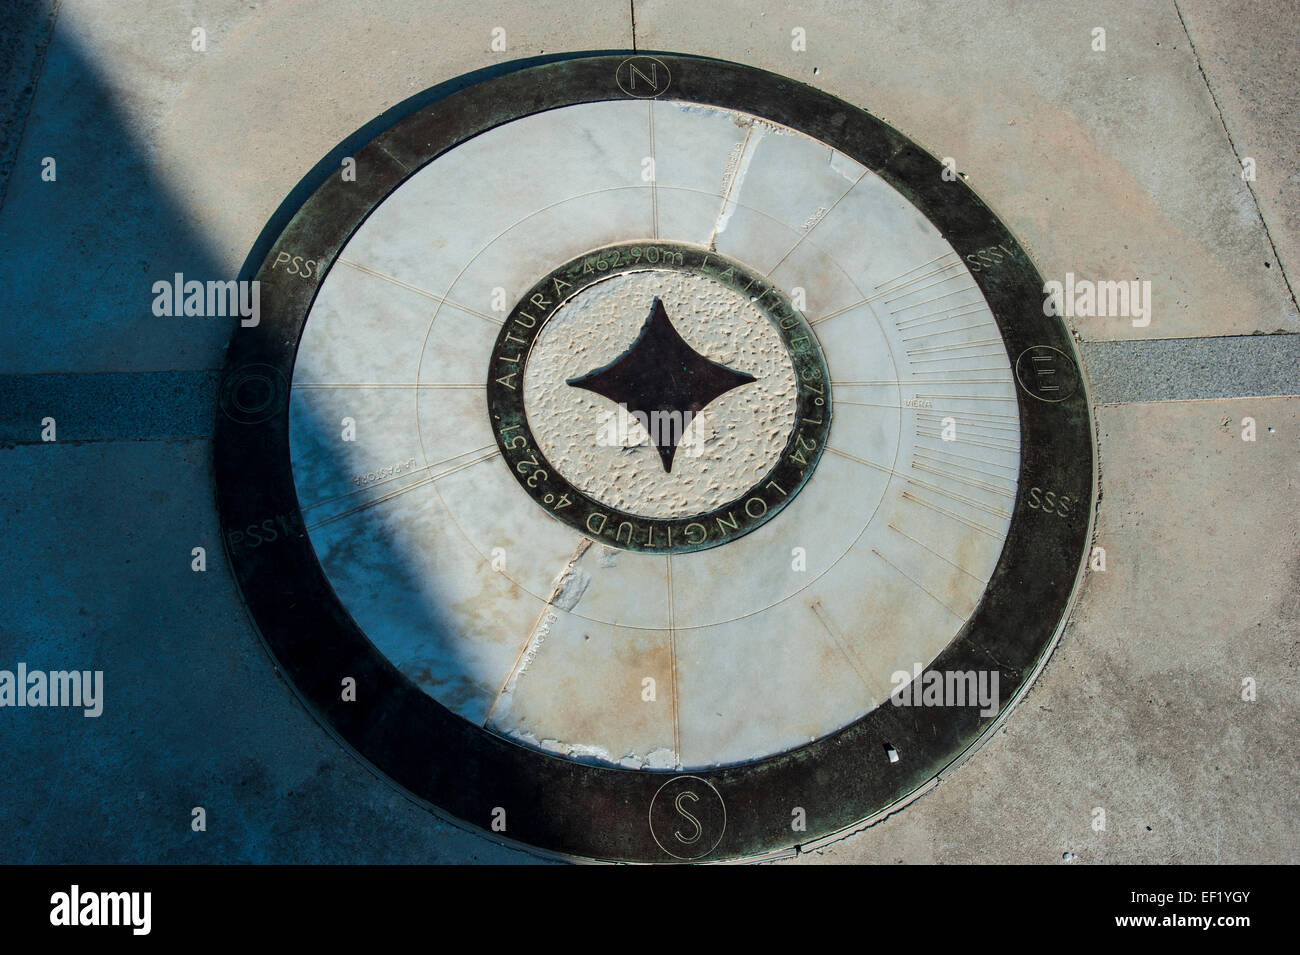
<box><xmin>1</xmin><ymin>335</ymin><xmax>1296</xmax><ymax>445</ymax></box>
<box><xmin>0</xmin><ymin>370</ymin><xmax>218</xmax><ymax>445</ymax></box>
<box><xmin>1079</xmin><ymin>334</ymin><xmax>1300</xmax><ymax>404</ymax></box>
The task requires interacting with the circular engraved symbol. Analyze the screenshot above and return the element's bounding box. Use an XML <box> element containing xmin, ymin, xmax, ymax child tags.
<box><xmin>217</xmin><ymin>53</ymin><xmax>1096</xmax><ymax>864</ymax></box>
<box><xmin>219</xmin><ymin>363</ymin><xmax>287</xmax><ymax>423</ymax></box>
<box><xmin>649</xmin><ymin>776</ymin><xmax>726</xmax><ymax>860</ymax></box>
<box><xmin>616</xmin><ymin>55</ymin><xmax>671</xmax><ymax>98</ymax></box>
<box><xmin>1015</xmin><ymin>345</ymin><xmax>1081</xmax><ymax>403</ymax></box>
<box><xmin>486</xmin><ymin>242</ymin><xmax>832</xmax><ymax>554</ymax></box>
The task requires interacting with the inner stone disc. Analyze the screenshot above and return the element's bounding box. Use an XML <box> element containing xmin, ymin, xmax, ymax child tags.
<box><xmin>274</xmin><ymin>91</ymin><xmax>1040</xmax><ymax>780</ymax></box>
<box><xmin>523</xmin><ymin>269</ymin><xmax>798</xmax><ymax>518</ymax></box>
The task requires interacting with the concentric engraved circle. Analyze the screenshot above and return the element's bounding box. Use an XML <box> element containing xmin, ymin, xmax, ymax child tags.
<box><xmin>215</xmin><ymin>53</ymin><xmax>1095</xmax><ymax>864</ymax></box>
<box><xmin>649</xmin><ymin>776</ymin><xmax>727</xmax><ymax>860</ymax></box>
<box><xmin>487</xmin><ymin>242</ymin><xmax>831</xmax><ymax>554</ymax></box>
<box><xmin>218</xmin><ymin>363</ymin><xmax>286</xmax><ymax>424</ymax></box>
<box><xmin>616</xmin><ymin>55</ymin><xmax>671</xmax><ymax>98</ymax></box>
<box><xmin>1015</xmin><ymin>345</ymin><xmax>1081</xmax><ymax>402</ymax></box>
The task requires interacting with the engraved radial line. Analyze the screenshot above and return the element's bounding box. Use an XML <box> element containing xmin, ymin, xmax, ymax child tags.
<box><xmin>835</xmin><ymin>378</ymin><xmax>1012</xmax><ymax>385</ymax></box>
<box><xmin>909</xmin><ymin>353</ymin><xmax>1007</xmax><ymax>365</ymax></box>
<box><xmin>765</xmin><ymin>169</ymin><xmax>867</xmax><ymax>277</ymax></box>
<box><xmin>899</xmin><ymin>311</ymin><xmax>987</xmax><ymax>335</ymax></box>
<box><xmin>827</xmin><ymin>446</ymin><xmax>1012</xmax><ymax>514</ymax></box>
<box><xmin>338</xmin><ymin>259</ymin><xmax>504</xmax><ymax>326</ymax></box>
<box><xmin>879</xmin><ymin>260</ymin><xmax>964</xmax><ymax>291</ymax></box>
<box><xmin>911</xmin><ymin>459</ymin><xmax>1016</xmax><ymax>497</ymax></box>
<box><xmin>918</xmin><ymin>415</ymin><xmax>1019</xmax><ymax>435</ymax></box>
<box><xmin>293</xmin><ymin>382</ymin><xmax>479</xmax><ymax>389</ymax></box>
<box><xmin>917</xmin><ymin>412</ymin><xmax>1020</xmax><ymax>428</ymax></box>
<box><xmin>301</xmin><ymin>465</ymin><xmax>434</xmax><ymax>512</ymax></box>
<box><xmin>864</xmin><ymin>263</ymin><xmax>965</xmax><ymax>303</ymax></box>
<box><xmin>914</xmin><ymin>450</ymin><xmax>1018</xmax><ymax>484</ymax></box>
<box><xmin>880</xmin><ymin>259</ymin><xmax>964</xmax><ymax>290</ymax></box>
<box><xmin>299</xmin><ymin>442</ymin><xmax>493</xmax><ymax>512</ymax></box>
<box><xmin>809</xmin><ymin>297</ymin><xmax>868</xmax><ymax>326</ymax></box>
<box><xmin>880</xmin><ymin>271</ymin><xmax>968</xmax><ymax>305</ymax></box>
<box><xmin>916</xmin><ymin>433</ymin><xmax>1018</xmax><ymax>454</ymax></box>
<box><xmin>305</xmin><ymin>476</ymin><xmax>438</xmax><ymax>530</ymax></box>
<box><xmin>870</xmin><ymin>548</ymin><xmax>965</xmax><ymax>620</ymax></box>
<box><xmin>375</xmin><ymin>142</ymin><xmax>412</xmax><ymax>173</ymax></box>
<box><xmin>707</xmin><ymin>124</ymin><xmax>753</xmax><ymax>249</ymax></box>
<box><xmin>906</xmin><ymin>337</ymin><xmax>1003</xmax><ymax>354</ymax></box>
<box><xmin>826</xmin><ymin>444</ymin><xmax>895</xmax><ymax>476</ymax></box>
<box><xmin>916</xmin><ymin>393</ymin><xmax>1018</xmax><ymax>401</ymax></box>
<box><xmin>837</xmin><ymin>399</ymin><xmax>915</xmax><ymax>411</ymax></box>
<box><xmin>832</xmin><ymin>379</ymin><xmax>911</xmax><ymax>385</ymax></box>
<box><xmin>809</xmin><ymin>601</ymin><xmax>875</xmax><ymax>694</ymax></box>
<box><xmin>666</xmin><ymin>556</ymin><xmax>680</xmax><ymax>760</ymax></box>
<box><xmin>919</xmin><ymin>431</ymin><xmax>1020</xmax><ymax>448</ymax></box>
<box><xmin>873</xmin><ymin>251</ymin><xmax>958</xmax><ymax>290</ymax></box>
<box><xmin>485</xmin><ymin>537</ymin><xmax>594</xmax><ymax>727</ymax></box>
<box><xmin>902</xmin><ymin>323</ymin><xmax>998</xmax><ymax>343</ymax></box>
<box><xmin>918</xmin><ymin>411</ymin><xmax>1020</xmax><ymax>430</ymax></box>
<box><xmin>900</xmin><ymin>490</ymin><xmax>1002</xmax><ymax>539</ymax></box>
<box><xmin>916</xmin><ymin>426</ymin><xmax>1019</xmax><ymax>451</ymax></box>
<box><xmin>888</xmin><ymin>286</ymin><xmax>980</xmax><ymax>314</ymax></box>
<box><xmin>647</xmin><ymin>102</ymin><xmax>659</xmax><ymax>239</ymax></box>
<box><xmin>912</xmin><ymin>368</ymin><xmax>1012</xmax><ymax>374</ymax></box>
<box><xmin>925</xmin><ymin>408</ymin><xmax>1019</xmax><ymax>422</ymax></box>
<box><xmin>916</xmin><ymin>447</ymin><xmax>1020</xmax><ymax>475</ymax></box>
<box><xmin>888</xmin><ymin>522</ymin><xmax>989</xmax><ymax>584</ymax></box>
<box><xmin>304</xmin><ymin>445</ymin><xmax>497</xmax><ymax>530</ymax></box>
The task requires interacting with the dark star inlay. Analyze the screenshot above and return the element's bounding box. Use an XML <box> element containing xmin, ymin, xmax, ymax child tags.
<box><xmin>567</xmin><ymin>297</ymin><xmax>757</xmax><ymax>473</ymax></box>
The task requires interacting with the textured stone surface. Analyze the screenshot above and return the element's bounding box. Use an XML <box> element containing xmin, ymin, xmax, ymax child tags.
<box><xmin>526</xmin><ymin>269</ymin><xmax>797</xmax><ymax>517</ymax></box>
<box><xmin>1176</xmin><ymin>0</ymin><xmax>1300</xmax><ymax>309</ymax></box>
<box><xmin>1081</xmin><ymin>333</ymin><xmax>1300</xmax><ymax>403</ymax></box>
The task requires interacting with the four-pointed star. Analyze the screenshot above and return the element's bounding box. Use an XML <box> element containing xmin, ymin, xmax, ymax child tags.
<box><xmin>566</xmin><ymin>297</ymin><xmax>757</xmax><ymax>473</ymax></box>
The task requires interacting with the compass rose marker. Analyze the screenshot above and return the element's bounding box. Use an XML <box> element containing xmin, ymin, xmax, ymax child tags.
<box><xmin>566</xmin><ymin>296</ymin><xmax>757</xmax><ymax>473</ymax></box>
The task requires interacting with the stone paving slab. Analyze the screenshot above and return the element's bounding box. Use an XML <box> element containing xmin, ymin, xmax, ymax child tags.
<box><xmin>1176</xmin><ymin>0</ymin><xmax>1299</xmax><ymax>306</ymax></box>
<box><xmin>787</xmin><ymin>396</ymin><xmax>1299</xmax><ymax>864</ymax></box>
<box><xmin>0</xmin><ymin>0</ymin><xmax>635</xmax><ymax>376</ymax></box>
<box><xmin>0</xmin><ymin>0</ymin><xmax>1296</xmax><ymax>864</ymax></box>
<box><xmin>0</xmin><ymin>437</ymin><xmax>541</xmax><ymax>863</ymax></box>
<box><xmin>635</xmin><ymin>0</ymin><xmax>1299</xmax><ymax>341</ymax></box>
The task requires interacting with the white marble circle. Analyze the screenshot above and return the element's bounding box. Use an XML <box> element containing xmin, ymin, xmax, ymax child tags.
<box><xmin>287</xmin><ymin>98</ymin><xmax>1022</xmax><ymax>771</ymax></box>
<box><xmin>522</xmin><ymin>268</ymin><xmax>797</xmax><ymax>519</ymax></box>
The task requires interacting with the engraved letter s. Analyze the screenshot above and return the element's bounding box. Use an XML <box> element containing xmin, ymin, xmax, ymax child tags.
<box><xmin>673</xmin><ymin>791</ymin><xmax>703</xmax><ymax>845</ymax></box>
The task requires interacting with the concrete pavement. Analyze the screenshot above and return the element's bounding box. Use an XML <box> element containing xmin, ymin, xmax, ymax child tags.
<box><xmin>1</xmin><ymin>0</ymin><xmax>1295</xmax><ymax>864</ymax></box>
